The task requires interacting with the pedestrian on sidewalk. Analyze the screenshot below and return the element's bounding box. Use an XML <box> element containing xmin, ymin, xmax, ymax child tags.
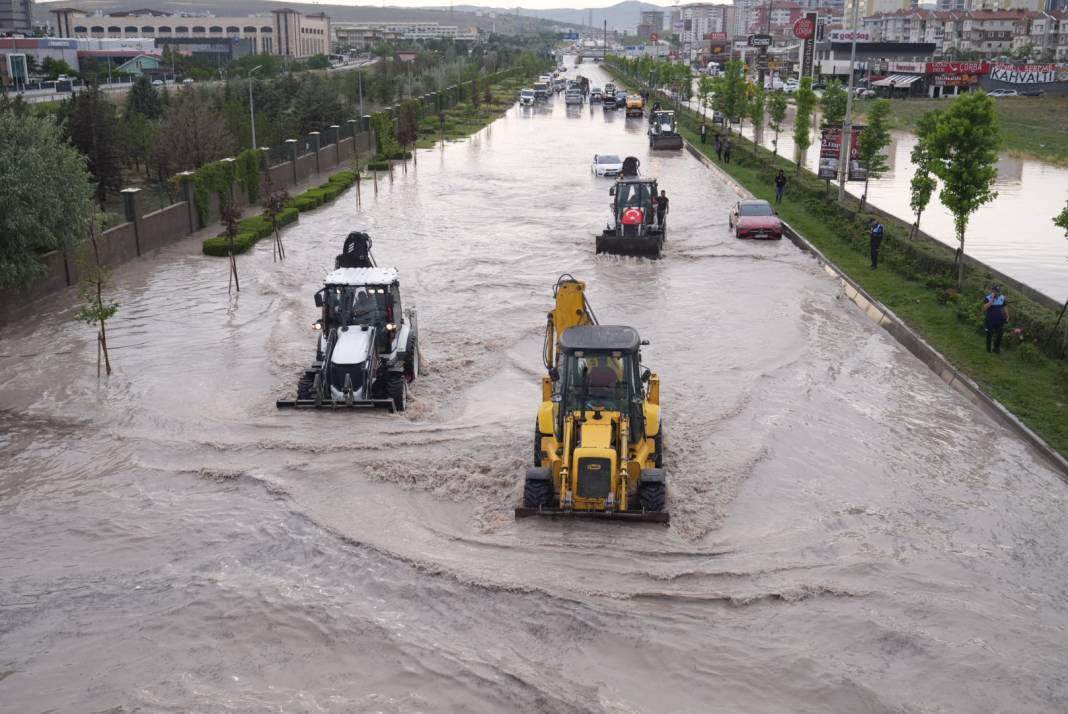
<box><xmin>722</xmin><ymin>138</ymin><xmax>732</xmax><ymax>164</ymax></box>
<box><xmin>982</xmin><ymin>284</ymin><xmax>1009</xmax><ymax>354</ymax></box>
<box><xmin>868</xmin><ymin>218</ymin><xmax>885</xmax><ymax>269</ymax></box>
<box><xmin>774</xmin><ymin>170</ymin><xmax>787</xmax><ymax>203</ymax></box>
<box><xmin>699</xmin><ymin>123</ymin><xmax>708</xmax><ymax>144</ymax></box>
<box><xmin>714</xmin><ymin>133</ymin><xmax>723</xmax><ymax>160</ymax></box>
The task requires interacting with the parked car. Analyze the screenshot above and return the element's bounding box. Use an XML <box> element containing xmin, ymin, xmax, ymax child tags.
<box><xmin>591</xmin><ymin>153</ymin><xmax>623</xmax><ymax>177</ymax></box>
<box><xmin>181</xmin><ymin>77</ymin><xmax>195</xmax><ymax>84</ymax></box>
<box><xmin>852</xmin><ymin>87</ymin><xmax>876</xmax><ymax>99</ymax></box>
<box><xmin>151</xmin><ymin>79</ymin><xmax>164</xmax><ymax>86</ymax></box>
<box><xmin>728</xmin><ymin>199</ymin><xmax>783</xmax><ymax>240</ymax></box>
<box><xmin>711</xmin><ymin>110</ymin><xmax>726</xmax><ymax>125</ymax></box>
<box><xmin>987</xmin><ymin>89</ymin><xmax>1019</xmax><ymax>97</ymax></box>
<box><xmin>1019</xmin><ymin>89</ymin><xmax>1045</xmax><ymax>97</ymax></box>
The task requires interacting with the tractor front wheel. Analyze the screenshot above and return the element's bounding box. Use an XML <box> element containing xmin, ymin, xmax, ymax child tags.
<box><xmin>638</xmin><ymin>482</ymin><xmax>666</xmax><ymax>512</ymax></box>
<box><xmin>523</xmin><ymin>479</ymin><xmax>554</xmax><ymax>509</ymax></box>
<box><xmin>388</xmin><ymin>373</ymin><xmax>407</xmax><ymax>412</ymax></box>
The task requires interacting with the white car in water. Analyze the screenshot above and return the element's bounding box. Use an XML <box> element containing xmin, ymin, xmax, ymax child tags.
<box><xmin>519</xmin><ymin>88</ymin><xmax>535</xmax><ymax>106</ymax></box>
<box><xmin>591</xmin><ymin>153</ymin><xmax>623</xmax><ymax>177</ymax></box>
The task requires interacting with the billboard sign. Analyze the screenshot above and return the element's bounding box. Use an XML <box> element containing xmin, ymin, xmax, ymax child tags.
<box><xmin>793</xmin><ymin>16</ymin><xmax>815</xmax><ymax>40</ymax></box>
<box><xmin>800</xmin><ymin>12</ymin><xmax>817</xmax><ymax>78</ymax></box>
<box><xmin>990</xmin><ymin>63</ymin><xmax>1068</xmax><ymax>84</ymax></box>
<box><xmin>818</xmin><ymin>126</ymin><xmax>865</xmax><ymax>181</ymax></box>
<box><xmin>747</xmin><ymin>33</ymin><xmax>772</xmax><ymax>47</ymax></box>
<box><xmin>926</xmin><ymin>61</ymin><xmax>989</xmax><ymax>74</ymax></box>
<box><xmin>888</xmin><ymin>61</ymin><xmax>925</xmax><ymax>73</ymax></box>
<box><xmin>829</xmin><ymin>30</ymin><xmax>872</xmax><ymax>42</ymax></box>
<box><xmin>705</xmin><ymin>32</ymin><xmax>729</xmax><ymax>41</ymax></box>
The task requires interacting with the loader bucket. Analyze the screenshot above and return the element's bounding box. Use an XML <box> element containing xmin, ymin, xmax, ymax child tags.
<box><xmin>650</xmin><ymin>135</ymin><xmax>684</xmax><ymax>150</ymax></box>
<box><xmin>596</xmin><ymin>231</ymin><xmax>663</xmax><ymax>258</ymax></box>
<box><xmin>514</xmin><ymin>506</ymin><xmax>669</xmax><ymax>523</ymax></box>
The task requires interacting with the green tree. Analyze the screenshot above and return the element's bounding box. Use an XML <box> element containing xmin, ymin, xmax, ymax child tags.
<box><xmin>820</xmin><ymin>79</ymin><xmax>847</xmax><ymax>127</ymax></box>
<box><xmin>1056</xmin><ymin>202</ymin><xmax>1068</xmax><ymax>237</ymax></box>
<box><xmin>720</xmin><ymin>59</ymin><xmax>747</xmax><ymax>134</ymax></box>
<box><xmin>64</xmin><ymin>85</ymin><xmax>125</xmax><ymax>205</ymax></box>
<box><xmin>793</xmin><ymin>77</ymin><xmax>817</xmax><ymax>176</ymax></box>
<box><xmin>926</xmin><ymin>91</ymin><xmax>1001</xmax><ymax>289</ymax></box>
<box><xmin>767</xmin><ymin>92</ymin><xmax>788</xmax><ymax>157</ymax></box>
<box><xmin>306</xmin><ymin>54</ymin><xmax>332</xmax><ymax>70</ymax></box>
<box><xmin>748</xmin><ymin>85</ymin><xmax>766</xmax><ymax>155</ymax></box>
<box><xmin>697</xmin><ymin>75</ymin><xmax>715</xmax><ymax>121</ymax></box>
<box><xmin>75</xmin><ymin>214</ymin><xmax>119</xmax><ymax>377</ymax></box>
<box><xmin>856</xmin><ymin>99</ymin><xmax>892</xmax><ymax>210</ymax></box>
<box><xmin>0</xmin><ymin>112</ymin><xmax>96</xmax><ymax>289</ymax></box>
<box><xmin>125</xmin><ymin>75</ymin><xmax>163</xmax><ymax>120</ymax></box>
<box><xmin>123</xmin><ymin>112</ymin><xmax>158</xmax><ymax>177</ymax></box>
<box><xmin>295</xmin><ymin>74</ymin><xmax>345</xmax><ymax>133</ymax></box>
<box><xmin>909</xmin><ymin>110</ymin><xmax>940</xmax><ymax>238</ymax></box>
<box><xmin>41</xmin><ymin>57</ymin><xmax>76</xmax><ymax>80</ymax></box>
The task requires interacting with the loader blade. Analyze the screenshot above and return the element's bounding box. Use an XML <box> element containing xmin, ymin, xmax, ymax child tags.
<box><xmin>514</xmin><ymin>506</ymin><xmax>669</xmax><ymax>523</ymax></box>
<box><xmin>276</xmin><ymin>397</ymin><xmax>397</xmax><ymax>412</ymax></box>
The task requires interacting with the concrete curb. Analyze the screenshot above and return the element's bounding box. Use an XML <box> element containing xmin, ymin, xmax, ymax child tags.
<box><xmin>686</xmin><ymin>139</ymin><xmax>1068</xmax><ymax>480</ymax></box>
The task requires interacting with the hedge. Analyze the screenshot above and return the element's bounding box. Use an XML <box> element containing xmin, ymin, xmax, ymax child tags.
<box><xmin>202</xmin><ymin>206</ymin><xmax>299</xmax><ymax>256</ymax></box>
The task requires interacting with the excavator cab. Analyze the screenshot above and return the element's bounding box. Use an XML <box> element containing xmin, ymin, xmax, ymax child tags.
<box><xmin>517</xmin><ymin>276</ymin><xmax>668</xmax><ymax>523</ymax></box>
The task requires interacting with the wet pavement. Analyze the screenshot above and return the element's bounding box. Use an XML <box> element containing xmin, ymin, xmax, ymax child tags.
<box><xmin>2</xmin><ymin>62</ymin><xmax>1068</xmax><ymax>713</ymax></box>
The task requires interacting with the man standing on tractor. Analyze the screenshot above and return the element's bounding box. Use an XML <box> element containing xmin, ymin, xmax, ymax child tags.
<box><xmin>656</xmin><ymin>190</ymin><xmax>669</xmax><ymax>228</ymax></box>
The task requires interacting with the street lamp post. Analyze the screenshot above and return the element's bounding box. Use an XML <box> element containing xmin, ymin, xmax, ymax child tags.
<box><xmin>837</xmin><ymin>0</ymin><xmax>861</xmax><ymax>202</ymax></box>
<box><xmin>249</xmin><ymin>64</ymin><xmax>263</xmax><ymax>151</ymax></box>
<box><xmin>358</xmin><ymin>71</ymin><xmax>364</xmax><ymax>118</ymax></box>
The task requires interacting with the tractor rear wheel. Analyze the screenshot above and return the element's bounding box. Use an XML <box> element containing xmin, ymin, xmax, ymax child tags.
<box><xmin>523</xmin><ymin>479</ymin><xmax>554</xmax><ymax>509</ymax></box>
<box><xmin>404</xmin><ymin>335</ymin><xmax>419</xmax><ymax>381</ymax></box>
<box><xmin>638</xmin><ymin>482</ymin><xmax>666</xmax><ymax>512</ymax></box>
<box><xmin>388</xmin><ymin>373</ymin><xmax>407</xmax><ymax>412</ymax></box>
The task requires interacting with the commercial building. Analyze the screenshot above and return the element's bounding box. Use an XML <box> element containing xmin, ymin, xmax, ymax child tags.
<box><xmin>48</xmin><ymin>7</ymin><xmax>330</xmax><ymax>58</ymax></box>
<box><xmin>333</xmin><ymin>21</ymin><xmax>479</xmax><ymax>50</ymax></box>
<box><xmin>638</xmin><ymin>9</ymin><xmax>665</xmax><ymax>39</ymax></box>
<box><xmin>0</xmin><ymin>0</ymin><xmax>33</xmax><ymax>35</ymax></box>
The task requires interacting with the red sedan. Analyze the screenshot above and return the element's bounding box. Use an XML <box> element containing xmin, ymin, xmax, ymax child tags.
<box><xmin>729</xmin><ymin>199</ymin><xmax>784</xmax><ymax>240</ymax></box>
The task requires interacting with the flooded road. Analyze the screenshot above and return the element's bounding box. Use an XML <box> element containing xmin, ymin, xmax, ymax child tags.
<box><xmin>3</xmin><ymin>62</ymin><xmax>1068</xmax><ymax>713</ymax></box>
<box><xmin>725</xmin><ymin>106</ymin><xmax>1068</xmax><ymax>302</ymax></box>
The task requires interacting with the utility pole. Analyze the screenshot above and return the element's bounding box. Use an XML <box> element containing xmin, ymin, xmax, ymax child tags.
<box><xmin>249</xmin><ymin>64</ymin><xmax>263</xmax><ymax>150</ymax></box>
<box><xmin>759</xmin><ymin>0</ymin><xmax>771</xmax><ymax>88</ymax></box>
<box><xmin>837</xmin><ymin>0</ymin><xmax>860</xmax><ymax>202</ymax></box>
<box><xmin>603</xmin><ymin>19</ymin><xmax>607</xmax><ymax>60</ymax></box>
<box><xmin>358</xmin><ymin>71</ymin><xmax>364</xmax><ymax>118</ymax></box>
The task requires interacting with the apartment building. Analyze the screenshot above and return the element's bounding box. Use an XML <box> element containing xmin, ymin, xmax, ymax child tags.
<box><xmin>1025</xmin><ymin>9</ymin><xmax>1066</xmax><ymax>58</ymax></box>
<box><xmin>334</xmin><ymin>21</ymin><xmax>479</xmax><ymax>45</ymax></box>
<box><xmin>674</xmin><ymin>3</ymin><xmax>735</xmax><ymax>46</ymax></box>
<box><xmin>1</xmin><ymin>0</ymin><xmax>33</xmax><ymax>35</ymax></box>
<box><xmin>638</xmin><ymin>9</ymin><xmax>665</xmax><ymax>39</ymax></box>
<box><xmin>49</xmin><ymin>7</ymin><xmax>331</xmax><ymax>57</ymax></box>
<box><xmin>960</xmin><ymin>9</ymin><xmax>1034</xmax><ymax>52</ymax></box>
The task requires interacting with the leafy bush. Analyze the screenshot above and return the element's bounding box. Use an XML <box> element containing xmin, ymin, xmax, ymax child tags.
<box><xmin>202</xmin><ymin>206</ymin><xmax>298</xmax><ymax>256</ymax></box>
<box><xmin>365</xmin><ymin>159</ymin><xmax>390</xmax><ymax>171</ymax></box>
<box><xmin>1017</xmin><ymin>341</ymin><xmax>1044</xmax><ymax>366</ymax></box>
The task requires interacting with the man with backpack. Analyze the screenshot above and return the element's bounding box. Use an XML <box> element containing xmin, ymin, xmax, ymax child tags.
<box><xmin>869</xmin><ymin>218</ymin><xmax>885</xmax><ymax>269</ymax></box>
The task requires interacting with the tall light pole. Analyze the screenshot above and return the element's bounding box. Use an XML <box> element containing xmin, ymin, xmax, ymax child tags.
<box><xmin>248</xmin><ymin>64</ymin><xmax>263</xmax><ymax>150</ymax></box>
<box><xmin>358</xmin><ymin>71</ymin><xmax>364</xmax><ymax>118</ymax></box>
<box><xmin>837</xmin><ymin>0</ymin><xmax>860</xmax><ymax>202</ymax></box>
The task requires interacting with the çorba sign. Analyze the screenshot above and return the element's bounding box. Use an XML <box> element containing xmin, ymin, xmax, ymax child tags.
<box><xmin>926</xmin><ymin>61</ymin><xmax>990</xmax><ymax>74</ymax></box>
<box><xmin>990</xmin><ymin>63</ymin><xmax>1068</xmax><ymax>84</ymax></box>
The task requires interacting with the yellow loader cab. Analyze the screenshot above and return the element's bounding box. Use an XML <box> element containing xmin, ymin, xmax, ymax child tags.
<box><xmin>517</xmin><ymin>278</ymin><xmax>667</xmax><ymax>522</ymax></box>
<box><xmin>625</xmin><ymin>93</ymin><xmax>644</xmax><ymax>117</ymax></box>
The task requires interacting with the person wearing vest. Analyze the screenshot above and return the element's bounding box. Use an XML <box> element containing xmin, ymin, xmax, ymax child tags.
<box><xmin>869</xmin><ymin>219</ymin><xmax>885</xmax><ymax>269</ymax></box>
<box><xmin>699</xmin><ymin>123</ymin><xmax>708</xmax><ymax>144</ymax></box>
<box><xmin>982</xmin><ymin>284</ymin><xmax>1010</xmax><ymax>354</ymax></box>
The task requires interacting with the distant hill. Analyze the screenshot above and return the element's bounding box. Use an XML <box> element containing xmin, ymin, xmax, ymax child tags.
<box><xmin>33</xmin><ymin>0</ymin><xmax>587</xmax><ymax>34</ymax></box>
<box><xmin>454</xmin><ymin>1</ymin><xmax>665</xmax><ymax>33</ymax></box>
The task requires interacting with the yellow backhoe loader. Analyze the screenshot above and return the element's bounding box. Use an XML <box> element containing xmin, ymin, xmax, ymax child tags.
<box><xmin>516</xmin><ymin>275</ymin><xmax>668</xmax><ymax>523</ymax></box>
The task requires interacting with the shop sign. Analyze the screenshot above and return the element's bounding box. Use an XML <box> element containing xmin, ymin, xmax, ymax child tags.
<box><xmin>926</xmin><ymin>61</ymin><xmax>989</xmax><ymax>74</ymax></box>
<box><xmin>828</xmin><ymin>30</ymin><xmax>872</xmax><ymax>42</ymax></box>
<box><xmin>990</xmin><ymin>63</ymin><xmax>1068</xmax><ymax>84</ymax></box>
<box><xmin>888</xmin><ymin>61</ymin><xmax>925</xmax><ymax>73</ymax></box>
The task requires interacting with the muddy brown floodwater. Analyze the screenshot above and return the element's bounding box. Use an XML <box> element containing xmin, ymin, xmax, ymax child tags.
<box><xmin>3</xmin><ymin>63</ymin><xmax>1068</xmax><ymax>713</ymax></box>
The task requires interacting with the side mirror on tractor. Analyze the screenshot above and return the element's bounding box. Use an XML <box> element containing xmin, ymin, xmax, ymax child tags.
<box><xmin>609</xmin><ymin>187</ymin><xmax>616</xmax><ymax>196</ymax></box>
<box><xmin>641</xmin><ymin>368</ymin><xmax>652</xmax><ymax>383</ymax></box>
<box><xmin>314</xmin><ymin>290</ymin><xmax>325</xmax><ymax>308</ymax></box>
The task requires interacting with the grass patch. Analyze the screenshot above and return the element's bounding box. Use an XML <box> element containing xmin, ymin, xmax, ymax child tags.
<box><xmin>606</xmin><ymin>65</ymin><xmax>1068</xmax><ymax>461</ymax></box>
<box><xmin>852</xmin><ymin>95</ymin><xmax>1068</xmax><ymax>165</ymax></box>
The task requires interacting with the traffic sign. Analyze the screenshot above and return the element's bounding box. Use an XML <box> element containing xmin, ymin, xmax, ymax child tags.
<box><xmin>793</xmin><ymin>17</ymin><xmax>815</xmax><ymax>40</ymax></box>
<box><xmin>747</xmin><ymin>34</ymin><xmax>772</xmax><ymax>47</ymax></box>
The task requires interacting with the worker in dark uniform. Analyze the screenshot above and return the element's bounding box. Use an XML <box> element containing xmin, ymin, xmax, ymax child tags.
<box><xmin>982</xmin><ymin>284</ymin><xmax>1009</xmax><ymax>354</ymax></box>
<box><xmin>869</xmin><ymin>218</ymin><xmax>885</xmax><ymax>269</ymax></box>
<box><xmin>699</xmin><ymin>123</ymin><xmax>708</xmax><ymax>144</ymax></box>
<box><xmin>655</xmin><ymin>190</ymin><xmax>669</xmax><ymax>228</ymax></box>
